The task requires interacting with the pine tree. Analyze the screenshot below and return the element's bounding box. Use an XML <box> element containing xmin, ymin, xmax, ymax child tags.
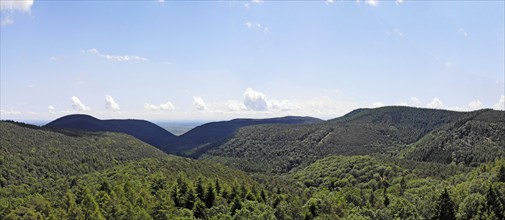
<box><xmin>230</xmin><ymin>196</ymin><xmax>242</xmax><ymax>216</ymax></box>
<box><xmin>370</xmin><ymin>190</ymin><xmax>376</xmax><ymax>208</ymax></box>
<box><xmin>498</xmin><ymin>164</ymin><xmax>505</xmax><ymax>182</ymax></box>
<box><xmin>485</xmin><ymin>185</ymin><xmax>505</xmax><ymax>220</ymax></box>
<box><xmin>383</xmin><ymin>188</ymin><xmax>390</xmax><ymax>207</ymax></box>
<box><xmin>432</xmin><ymin>188</ymin><xmax>456</xmax><ymax>220</ymax></box>
<box><xmin>215</xmin><ymin>178</ymin><xmax>221</xmax><ymax>194</ymax></box>
<box><xmin>81</xmin><ymin>188</ymin><xmax>105</xmax><ymax>220</ymax></box>
<box><xmin>193</xmin><ymin>199</ymin><xmax>206</xmax><ymax>219</ymax></box>
<box><xmin>204</xmin><ymin>184</ymin><xmax>215</xmax><ymax>208</ymax></box>
<box><xmin>195</xmin><ymin>177</ymin><xmax>205</xmax><ymax>201</ymax></box>
<box><xmin>400</xmin><ymin>177</ymin><xmax>407</xmax><ymax>196</ymax></box>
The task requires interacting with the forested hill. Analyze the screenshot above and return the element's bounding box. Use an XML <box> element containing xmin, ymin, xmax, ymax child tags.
<box><xmin>0</xmin><ymin>121</ymin><xmax>167</xmax><ymax>189</ymax></box>
<box><xmin>202</xmin><ymin>106</ymin><xmax>505</xmax><ymax>173</ymax></box>
<box><xmin>45</xmin><ymin>114</ymin><xmax>177</xmax><ymax>149</ymax></box>
<box><xmin>163</xmin><ymin>116</ymin><xmax>322</xmax><ymax>157</ymax></box>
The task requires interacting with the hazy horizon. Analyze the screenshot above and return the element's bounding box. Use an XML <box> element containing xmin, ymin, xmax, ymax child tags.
<box><xmin>1</xmin><ymin>0</ymin><xmax>504</xmax><ymax>121</ymax></box>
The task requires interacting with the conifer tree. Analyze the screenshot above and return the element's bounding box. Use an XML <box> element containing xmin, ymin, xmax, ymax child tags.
<box><xmin>204</xmin><ymin>184</ymin><xmax>215</xmax><ymax>208</ymax></box>
<box><xmin>432</xmin><ymin>188</ymin><xmax>456</xmax><ymax>220</ymax></box>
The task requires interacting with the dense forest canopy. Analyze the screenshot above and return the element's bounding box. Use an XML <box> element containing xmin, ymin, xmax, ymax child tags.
<box><xmin>1</xmin><ymin>106</ymin><xmax>504</xmax><ymax>219</ymax></box>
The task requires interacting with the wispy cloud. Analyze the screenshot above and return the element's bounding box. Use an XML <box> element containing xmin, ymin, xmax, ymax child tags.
<box><xmin>325</xmin><ymin>0</ymin><xmax>335</xmax><ymax>5</ymax></box>
<box><xmin>71</xmin><ymin>96</ymin><xmax>90</xmax><ymax>111</ymax></box>
<box><xmin>1</xmin><ymin>0</ymin><xmax>33</xmax><ymax>26</ymax></box>
<box><xmin>48</xmin><ymin>105</ymin><xmax>57</xmax><ymax>114</ymax></box>
<box><xmin>395</xmin><ymin>0</ymin><xmax>404</xmax><ymax>5</ymax></box>
<box><xmin>365</xmin><ymin>0</ymin><xmax>378</xmax><ymax>6</ymax></box>
<box><xmin>459</xmin><ymin>27</ymin><xmax>468</xmax><ymax>37</ymax></box>
<box><xmin>0</xmin><ymin>0</ymin><xmax>34</xmax><ymax>13</ymax></box>
<box><xmin>0</xmin><ymin>108</ymin><xmax>21</xmax><ymax>115</ymax></box>
<box><xmin>82</xmin><ymin>48</ymin><xmax>148</xmax><ymax>62</ymax></box>
<box><xmin>144</xmin><ymin>101</ymin><xmax>175</xmax><ymax>111</ymax></box>
<box><xmin>245</xmin><ymin>21</ymin><xmax>269</xmax><ymax>34</ymax></box>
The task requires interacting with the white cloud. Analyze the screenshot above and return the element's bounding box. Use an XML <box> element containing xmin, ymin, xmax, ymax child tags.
<box><xmin>365</xmin><ymin>0</ymin><xmax>378</xmax><ymax>6</ymax></box>
<box><xmin>82</xmin><ymin>48</ymin><xmax>148</xmax><ymax>62</ymax></box>
<box><xmin>252</xmin><ymin>0</ymin><xmax>263</xmax><ymax>3</ymax></box>
<box><xmin>244</xmin><ymin>88</ymin><xmax>268</xmax><ymax>111</ymax></box>
<box><xmin>0</xmin><ymin>0</ymin><xmax>34</xmax><ymax>13</ymax></box>
<box><xmin>48</xmin><ymin>105</ymin><xmax>56</xmax><ymax>114</ymax></box>
<box><xmin>71</xmin><ymin>96</ymin><xmax>90</xmax><ymax>111</ymax></box>
<box><xmin>160</xmin><ymin>101</ymin><xmax>175</xmax><ymax>111</ymax></box>
<box><xmin>410</xmin><ymin>97</ymin><xmax>420</xmax><ymax>105</ymax></box>
<box><xmin>427</xmin><ymin>97</ymin><xmax>443</xmax><ymax>109</ymax></box>
<box><xmin>244</xmin><ymin>3</ymin><xmax>250</xmax><ymax>9</ymax></box>
<box><xmin>269</xmin><ymin>99</ymin><xmax>301</xmax><ymax>111</ymax></box>
<box><xmin>372</xmin><ymin>102</ymin><xmax>384</xmax><ymax>108</ymax></box>
<box><xmin>144</xmin><ymin>101</ymin><xmax>175</xmax><ymax>111</ymax></box>
<box><xmin>193</xmin><ymin>97</ymin><xmax>207</xmax><ymax>111</ymax></box>
<box><xmin>468</xmin><ymin>100</ymin><xmax>483</xmax><ymax>110</ymax></box>
<box><xmin>326</xmin><ymin>0</ymin><xmax>335</xmax><ymax>5</ymax></box>
<box><xmin>157</xmin><ymin>0</ymin><xmax>165</xmax><ymax>3</ymax></box>
<box><xmin>245</xmin><ymin>21</ymin><xmax>253</xmax><ymax>28</ymax></box>
<box><xmin>0</xmin><ymin>108</ymin><xmax>21</xmax><ymax>115</ymax></box>
<box><xmin>226</xmin><ymin>100</ymin><xmax>247</xmax><ymax>111</ymax></box>
<box><xmin>1</xmin><ymin>0</ymin><xmax>33</xmax><ymax>26</ymax></box>
<box><xmin>395</xmin><ymin>0</ymin><xmax>404</xmax><ymax>5</ymax></box>
<box><xmin>105</xmin><ymin>95</ymin><xmax>120</xmax><ymax>111</ymax></box>
<box><xmin>492</xmin><ymin>95</ymin><xmax>505</xmax><ymax>111</ymax></box>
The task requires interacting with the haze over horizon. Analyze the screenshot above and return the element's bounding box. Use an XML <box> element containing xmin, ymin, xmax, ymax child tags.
<box><xmin>1</xmin><ymin>0</ymin><xmax>504</xmax><ymax>121</ymax></box>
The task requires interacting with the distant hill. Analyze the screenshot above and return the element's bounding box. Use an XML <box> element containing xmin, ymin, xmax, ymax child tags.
<box><xmin>202</xmin><ymin>106</ymin><xmax>505</xmax><ymax>173</ymax></box>
<box><xmin>0</xmin><ymin>121</ymin><xmax>167</xmax><ymax>189</ymax></box>
<box><xmin>45</xmin><ymin>114</ymin><xmax>177</xmax><ymax>149</ymax></box>
<box><xmin>403</xmin><ymin>109</ymin><xmax>505</xmax><ymax>166</ymax></box>
<box><xmin>163</xmin><ymin>116</ymin><xmax>323</xmax><ymax>157</ymax></box>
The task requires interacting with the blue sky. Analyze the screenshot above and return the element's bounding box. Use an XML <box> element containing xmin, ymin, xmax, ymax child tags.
<box><xmin>1</xmin><ymin>0</ymin><xmax>504</xmax><ymax>121</ymax></box>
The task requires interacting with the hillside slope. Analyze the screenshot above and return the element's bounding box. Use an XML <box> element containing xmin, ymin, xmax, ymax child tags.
<box><xmin>45</xmin><ymin>114</ymin><xmax>177</xmax><ymax>149</ymax></box>
<box><xmin>403</xmin><ymin>109</ymin><xmax>505</xmax><ymax>166</ymax></box>
<box><xmin>202</xmin><ymin>107</ymin><xmax>504</xmax><ymax>173</ymax></box>
<box><xmin>0</xmin><ymin>121</ymin><xmax>167</xmax><ymax>189</ymax></box>
<box><xmin>164</xmin><ymin>116</ymin><xmax>322</xmax><ymax>157</ymax></box>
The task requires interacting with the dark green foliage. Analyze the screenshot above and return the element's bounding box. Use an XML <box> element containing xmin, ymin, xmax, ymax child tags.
<box><xmin>164</xmin><ymin>116</ymin><xmax>322</xmax><ymax>157</ymax></box>
<box><xmin>432</xmin><ymin>189</ymin><xmax>456</xmax><ymax>220</ymax></box>
<box><xmin>203</xmin><ymin>107</ymin><xmax>504</xmax><ymax>173</ymax></box>
<box><xmin>45</xmin><ymin>114</ymin><xmax>177</xmax><ymax>149</ymax></box>
<box><xmin>230</xmin><ymin>196</ymin><xmax>242</xmax><ymax>216</ymax></box>
<box><xmin>204</xmin><ymin>184</ymin><xmax>215</xmax><ymax>208</ymax></box>
<box><xmin>499</xmin><ymin>165</ymin><xmax>505</xmax><ymax>182</ymax></box>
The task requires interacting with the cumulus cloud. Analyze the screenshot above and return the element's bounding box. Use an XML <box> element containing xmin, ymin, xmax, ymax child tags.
<box><xmin>372</xmin><ymin>102</ymin><xmax>384</xmax><ymax>108</ymax></box>
<box><xmin>193</xmin><ymin>97</ymin><xmax>207</xmax><ymax>111</ymax></box>
<box><xmin>468</xmin><ymin>100</ymin><xmax>483</xmax><ymax>110</ymax></box>
<box><xmin>410</xmin><ymin>97</ymin><xmax>420</xmax><ymax>104</ymax></box>
<box><xmin>493</xmin><ymin>95</ymin><xmax>505</xmax><ymax>111</ymax></box>
<box><xmin>105</xmin><ymin>95</ymin><xmax>120</xmax><ymax>111</ymax></box>
<box><xmin>48</xmin><ymin>105</ymin><xmax>56</xmax><ymax>114</ymax></box>
<box><xmin>144</xmin><ymin>101</ymin><xmax>175</xmax><ymax>111</ymax></box>
<box><xmin>245</xmin><ymin>21</ymin><xmax>269</xmax><ymax>34</ymax></box>
<box><xmin>226</xmin><ymin>100</ymin><xmax>247</xmax><ymax>112</ymax></box>
<box><xmin>427</xmin><ymin>97</ymin><xmax>443</xmax><ymax>109</ymax></box>
<box><xmin>82</xmin><ymin>48</ymin><xmax>148</xmax><ymax>62</ymax></box>
<box><xmin>244</xmin><ymin>88</ymin><xmax>268</xmax><ymax>111</ymax></box>
<box><xmin>71</xmin><ymin>96</ymin><xmax>90</xmax><ymax>111</ymax></box>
